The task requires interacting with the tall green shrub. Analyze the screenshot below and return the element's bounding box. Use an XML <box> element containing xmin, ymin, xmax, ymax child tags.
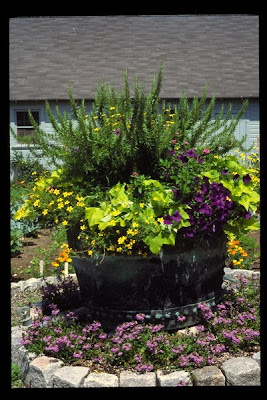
<box><xmin>14</xmin><ymin>65</ymin><xmax>249</xmax><ymax>190</ymax></box>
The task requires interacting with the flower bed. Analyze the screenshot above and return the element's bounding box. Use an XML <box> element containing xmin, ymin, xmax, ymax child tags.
<box><xmin>18</xmin><ymin>272</ymin><xmax>259</xmax><ymax>375</ymax></box>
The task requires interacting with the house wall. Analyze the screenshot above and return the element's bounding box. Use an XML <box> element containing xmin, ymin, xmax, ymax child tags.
<box><xmin>10</xmin><ymin>99</ymin><xmax>259</xmax><ymax>179</ymax></box>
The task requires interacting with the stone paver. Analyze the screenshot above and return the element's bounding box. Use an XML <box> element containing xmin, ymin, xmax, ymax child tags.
<box><xmin>83</xmin><ymin>372</ymin><xmax>119</xmax><ymax>387</ymax></box>
<box><xmin>11</xmin><ymin>326</ymin><xmax>24</xmax><ymax>363</ymax></box>
<box><xmin>119</xmin><ymin>371</ymin><xmax>156</xmax><ymax>387</ymax></box>
<box><xmin>252</xmin><ymin>351</ymin><xmax>260</xmax><ymax>366</ymax></box>
<box><xmin>28</xmin><ymin>356</ymin><xmax>64</xmax><ymax>388</ymax></box>
<box><xmin>191</xmin><ymin>366</ymin><xmax>225</xmax><ymax>386</ymax></box>
<box><xmin>53</xmin><ymin>366</ymin><xmax>89</xmax><ymax>388</ymax></box>
<box><xmin>221</xmin><ymin>356</ymin><xmax>260</xmax><ymax>386</ymax></box>
<box><xmin>157</xmin><ymin>370</ymin><xmax>192</xmax><ymax>386</ymax></box>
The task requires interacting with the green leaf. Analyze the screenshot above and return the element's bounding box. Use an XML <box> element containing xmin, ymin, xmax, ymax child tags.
<box><xmin>241</xmin><ymin>217</ymin><xmax>260</xmax><ymax>231</ymax></box>
<box><xmin>144</xmin><ymin>232</ymin><xmax>176</xmax><ymax>254</ymax></box>
<box><xmin>85</xmin><ymin>207</ymin><xmax>105</xmax><ymax>227</ymax></box>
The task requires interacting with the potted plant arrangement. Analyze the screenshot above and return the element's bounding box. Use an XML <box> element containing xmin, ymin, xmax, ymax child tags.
<box><xmin>14</xmin><ymin>66</ymin><xmax>260</xmax><ymax>330</ymax></box>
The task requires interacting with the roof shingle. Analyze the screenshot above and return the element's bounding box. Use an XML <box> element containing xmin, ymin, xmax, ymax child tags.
<box><xmin>9</xmin><ymin>15</ymin><xmax>259</xmax><ymax>100</ymax></box>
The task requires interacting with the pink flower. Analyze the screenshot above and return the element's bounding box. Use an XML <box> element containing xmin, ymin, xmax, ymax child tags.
<box><xmin>203</xmin><ymin>149</ymin><xmax>210</xmax><ymax>154</ymax></box>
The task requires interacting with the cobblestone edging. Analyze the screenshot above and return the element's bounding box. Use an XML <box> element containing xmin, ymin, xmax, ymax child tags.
<box><xmin>11</xmin><ymin>269</ymin><xmax>260</xmax><ymax>387</ymax></box>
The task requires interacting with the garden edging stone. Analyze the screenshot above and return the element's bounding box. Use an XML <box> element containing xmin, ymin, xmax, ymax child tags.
<box><xmin>11</xmin><ymin>269</ymin><xmax>261</xmax><ymax>387</ymax></box>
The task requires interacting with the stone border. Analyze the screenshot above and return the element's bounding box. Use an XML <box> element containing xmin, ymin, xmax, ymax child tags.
<box><xmin>11</xmin><ymin>269</ymin><xmax>261</xmax><ymax>387</ymax></box>
<box><xmin>11</xmin><ymin>327</ymin><xmax>261</xmax><ymax>387</ymax></box>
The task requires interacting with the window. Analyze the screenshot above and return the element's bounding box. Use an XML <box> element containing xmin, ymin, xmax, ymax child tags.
<box><xmin>16</xmin><ymin>111</ymin><xmax>39</xmax><ymax>138</ymax></box>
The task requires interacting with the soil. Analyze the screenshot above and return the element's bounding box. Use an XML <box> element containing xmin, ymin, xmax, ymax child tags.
<box><xmin>10</xmin><ymin>228</ymin><xmax>260</xmax><ymax>282</ymax></box>
<box><xmin>11</xmin><ymin>228</ymin><xmax>58</xmax><ymax>282</ymax></box>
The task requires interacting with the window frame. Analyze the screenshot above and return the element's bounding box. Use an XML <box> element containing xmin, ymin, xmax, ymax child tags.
<box><xmin>15</xmin><ymin>109</ymin><xmax>40</xmax><ymax>140</ymax></box>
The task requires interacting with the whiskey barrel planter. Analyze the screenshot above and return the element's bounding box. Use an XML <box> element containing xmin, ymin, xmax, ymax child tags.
<box><xmin>67</xmin><ymin>229</ymin><xmax>227</xmax><ymax>331</ymax></box>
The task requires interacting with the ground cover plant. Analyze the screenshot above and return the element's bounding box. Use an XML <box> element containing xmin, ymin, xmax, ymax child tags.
<box><xmin>21</xmin><ymin>274</ymin><xmax>260</xmax><ymax>374</ymax></box>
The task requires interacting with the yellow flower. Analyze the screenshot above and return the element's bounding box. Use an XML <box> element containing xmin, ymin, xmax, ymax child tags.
<box><xmin>57</xmin><ymin>202</ymin><xmax>64</xmax><ymax>209</ymax></box>
<box><xmin>157</xmin><ymin>217</ymin><xmax>164</xmax><ymax>223</ymax></box>
<box><xmin>116</xmin><ymin>247</ymin><xmax>123</xmax><ymax>252</ymax></box>
<box><xmin>94</xmin><ymin>127</ymin><xmax>99</xmax><ymax>132</ymax></box>
<box><xmin>109</xmin><ymin>220</ymin><xmax>116</xmax><ymax>226</ymax></box>
<box><xmin>62</xmin><ymin>220</ymin><xmax>68</xmax><ymax>226</ymax></box>
<box><xmin>55</xmin><ymin>218</ymin><xmax>59</xmax><ymax>224</ymax></box>
<box><xmin>87</xmin><ymin>250</ymin><xmax>93</xmax><ymax>256</ymax></box>
<box><xmin>49</xmin><ymin>201</ymin><xmax>55</xmax><ymax>206</ymax></box>
<box><xmin>33</xmin><ymin>199</ymin><xmax>40</xmax><ymax>207</ymax></box>
<box><xmin>80</xmin><ymin>225</ymin><xmax>86</xmax><ymax>230</ymax></box>
<box><xmin>110</xmin><ymin>106</ymin><xmax>115</xmax><ymax>110</ymax></box>
<box><xmin>118</xmin><ymin>236</ymin><xmax>127</xmax><ymax>244</ymax></box>
<box><xmin>76</xmin><ymin>195</ymin><xmax>84</xmax><ymax>201</ymax></box>
<box><xmin>139</xmin><ymin>203</ymin><xmax>145</xmax><ymax>208</ymax></box>
<box><xmin>67</xmin><ymin>206</ymin><xmax>73</xmax><ymax>212</ymax></box>
<box><xmin>32</xmin><ymin>171</ymin><xmax>37</xmax><ymax>175</ymax></box>
<box><xmin>42</xmin><ymin>209</ymin><xmax>48</xmax><ymax>215</ymax></box>
<box><xmin>53</xmin><ymin>189</ymin><xmax>60</xmax><ymax>195</ymax></box>
<box><xmin>132</xmin><ymin>222</ymin><xmax>139</xmax><ymax>228</ymax></box>
<box><xmin>111</xmin><ymin>210</ymin><xmax>120</xmax><ymax>216</ymax></box>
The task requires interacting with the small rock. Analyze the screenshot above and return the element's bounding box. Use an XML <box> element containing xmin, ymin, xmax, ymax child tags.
<box><xmin>119</xmin><ymin>371</ymin><xmax>156</xmax><ymax>387</ymax></box>
<box><xmin>157</xmin><ymin>370</ymin><xmax>193</xmax><ymax>386</ymax></box>
<box><xmin>53</xmin><ymin>366</ymin><xmax>89</xmax><ymax>388</ymax></box>
<box><xmin>191</xmin><ymin>366</ymin><xmax>225</xmax><ymax>386</ymax></box>
<box><xmin>28</xmin><ymin>356</ymin><xmax>64</xmax><ymax>388</ymax></box>
<box><xmin>221</xmin><ymin>356</ymin><xmax>260</xmax><ymax>386</ymax></box>
<box><xmin>21</xmin><ymin>278</ymin><xmax>43</xmax><ymax>292</ymax></box>
<box><xmin>11</xmin><ymin>282</ymin><xmax>22</xmax><ymax>295</ymax></box>
<box><xmin>83</xmin><ymin>372</ymin><xmax>119</xmax><ymax>387</ymax></box>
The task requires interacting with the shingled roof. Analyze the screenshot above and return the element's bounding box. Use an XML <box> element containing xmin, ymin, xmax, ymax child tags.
<box><xmin>9</xmin><ymin>15</ymin><xmax>259</xmax><ymax>101</ymax></box>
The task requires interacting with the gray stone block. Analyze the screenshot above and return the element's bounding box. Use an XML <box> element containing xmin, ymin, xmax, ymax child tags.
<box><xmin>252</xmin><ymin>351</ymin><xmax>260</xmax><ymax>366</ymax></box>
<box><xmin>11</xmin><ymin>282</ymin><xmax>22</xmax><ymax>295</ymax></box>
<box><xmin>53</xmin><ymin>366</ymin><xmax>89</xmax><ymax>387</ymax></box>
<box><xmin>11</xmin><ymin>326</ymin><xmax>24</xmax><ymax>363</ymax></box>
<box><xmin>157</xmin><ymin>370</ymin><xmax>193</xmax><ymax>386</ymax></box>
<box><xmin>119</xmin><ymin>371</ymin><xmax>156</xmax><ymax>387</ymax></box>
<box><xmin>28</xmin><ymin>356</ymin><xmax>64</xmax><ymax>388</ymax></box>
<box><xmin>83</xmin><ymin>372</ymin><xmax>119</xmax><ymax>387</ymax></box>
<box><xmin>222</xmin><ymin>356</ymin><xmax>260</xmax><ymax>386</ymax></box>
<box><xmin>191</xmin><ymin>366</ymin><xmax>225</xmax><ymax>386</ymax></box>
<box><xmin>17</xmin><ymin>346</ymin><xmax>38</xmax><ymax>387</ymax></box>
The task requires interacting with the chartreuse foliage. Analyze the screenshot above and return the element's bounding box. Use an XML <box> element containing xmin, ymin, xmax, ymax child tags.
<box><xmin>84</xmin><ymin>177</ymin><xmax>191</xmax><ymax>255</ymax></box>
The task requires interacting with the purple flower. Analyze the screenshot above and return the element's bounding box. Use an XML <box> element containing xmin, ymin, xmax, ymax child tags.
<box><xmin>163</xmin><ymin>215</ymin><xmax>173</xmax><ymax>225</ymax></box>
<box><xmin>194</xmin><ymin>193</ymin><xmax>203</xmax><ymax>202</ymax></box>
<box><xmin>221</xmin><ymin>169</ymin><xmax>229</xmax><ymax>175</ymax></box>
<box><xmin>186</xmin><ymin>149</ymin><xmax>197</xmax><ymax>158</ymax></box>
<box><xmin>135</xmin><ymin>313</ymin><xmax>145</xmax><ymax>321</ymax></box>
<box><xmin>73</xmin><ymin>351</ymin><xmax>83</xmax><ymax>359</ymax></box>
<box><xmin>172</xmin><ymin>211</ymin><xmax>181</xmax><ymax>223</ymax></box>
<box><xmin>114</xmin><ymin>128</ymin><xmax>121</xmax><ymax>135</ymax></box>
<box><xmin>243</xmin><ymin>174</ymin><xmax>251</xmax><ymax>184</ymax></box>
<box><xmin>177</xmin><ymin>153</ymin><xmax>188</xmax><ymax>163</ymax></box>
<box><xmin>199</xmin><ymin>203</ymin><xmax>212</xmax><ymax>216</ymax></box>
<box><xmin>233</xmin><ymin>173</ymin><xmax>239</xmax><ymax>180</ymax></box>
<box><xmin>244</xmin><ymin>211</ymin><xmax>251</xmax><ymax>219</ymax></box>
